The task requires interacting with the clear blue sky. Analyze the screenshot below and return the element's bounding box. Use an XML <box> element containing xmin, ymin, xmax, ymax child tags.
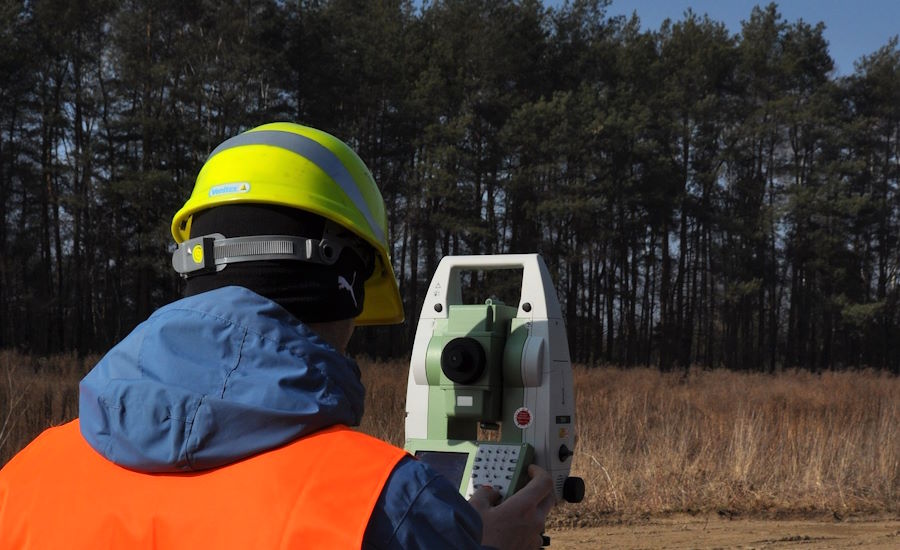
<box><xmin>577</xmin><ymin>0</ymin><xmax>900</xmax><ymax>76</ymax></box>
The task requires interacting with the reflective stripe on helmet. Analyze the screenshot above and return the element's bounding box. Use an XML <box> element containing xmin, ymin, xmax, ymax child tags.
<box><xmin>206</xmin><ymin>130</ymin><xmax>386</xmax><ymax>244</ymax></box>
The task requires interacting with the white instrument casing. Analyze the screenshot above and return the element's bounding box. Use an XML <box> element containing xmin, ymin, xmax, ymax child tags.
<box><xmin>405</xmin><ymin>254</ymin><xmax>577</xmax><ymax>501</ymax></box>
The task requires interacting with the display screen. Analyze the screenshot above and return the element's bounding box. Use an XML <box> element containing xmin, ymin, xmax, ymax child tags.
<box><xmin>415</xmin><ymin>451</ymin><xmax>470</xmax><ymax>489</ymax></box>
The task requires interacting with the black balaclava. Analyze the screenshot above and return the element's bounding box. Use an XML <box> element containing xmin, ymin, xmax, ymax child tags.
<box><xmin>183</xmin><ymin>203</ymin><xmax>374</xmax><ymax>323</ymax></box>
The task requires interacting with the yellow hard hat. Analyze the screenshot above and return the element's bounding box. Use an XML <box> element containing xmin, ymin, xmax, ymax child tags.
<box><xmin>171</xmin><ymin>122</ymin><xmax>404</xmax><ymax>325</ymax></box>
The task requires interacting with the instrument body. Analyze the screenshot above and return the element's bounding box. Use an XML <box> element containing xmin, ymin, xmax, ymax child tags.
<box><xmin>404</xmin><ymin>254</ymin><xmax>582</xmax><ymax>502</ymax></box>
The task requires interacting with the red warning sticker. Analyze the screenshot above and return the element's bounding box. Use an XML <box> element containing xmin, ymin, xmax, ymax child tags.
<box><xmin>514</xmin><ymin>407</ymin><xmax>532</xmax><ymax>429</ymax></box>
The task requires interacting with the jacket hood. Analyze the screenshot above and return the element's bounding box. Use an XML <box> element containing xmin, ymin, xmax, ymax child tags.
<box><xmin>79</xmin><ymin>286</ymin><xmax>365</xmax><ymax>473</ymax></box>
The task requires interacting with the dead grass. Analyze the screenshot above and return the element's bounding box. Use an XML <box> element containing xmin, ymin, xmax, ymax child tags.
<box><xmin>359</xmin><ymin>362</ymin><xmax>899</xmax><ymax>525</ymax></box>
<box><xmin>554</xmin><ymin>366</ymin><xmax>899</xmax><ymax>525</ymax></box>
<box><xmin>0</xmin><ymin>350</ymin><xmax>94</xmax><ymax>465</ymax></box>
<box><xmin>2</xmin><ymin>351</ymin><xmax>897</xmax><ymax>526</ymax></box>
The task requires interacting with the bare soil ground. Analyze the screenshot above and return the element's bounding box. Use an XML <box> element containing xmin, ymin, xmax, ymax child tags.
<box><xmin>546</xmin><ymin>516</ymin><xmax>900</xmax><ymax>549</ymax></box>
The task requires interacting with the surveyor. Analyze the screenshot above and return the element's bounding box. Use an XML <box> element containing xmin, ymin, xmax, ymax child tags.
<box><xmin>0</xmin><ymin>122</ymin><xmax>555</xmax><ymax>549</ymax></box>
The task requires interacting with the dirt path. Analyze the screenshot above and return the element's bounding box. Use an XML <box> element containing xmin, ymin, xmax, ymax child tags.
<box><xmin>545</xmin><ymin>516</ymin><xmax>900</xmax><ymax>549</ymax></box>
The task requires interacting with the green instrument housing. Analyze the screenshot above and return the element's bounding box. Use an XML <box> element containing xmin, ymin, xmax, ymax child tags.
<box><xmin>408</xmin><ymin>299</ymin><xmax>536</xmax><ymax>499</ymax></box>
<box><xmin>405</xmin><ymin>254</ymin><xmax>584</xmax><ymax>504</ymax></box>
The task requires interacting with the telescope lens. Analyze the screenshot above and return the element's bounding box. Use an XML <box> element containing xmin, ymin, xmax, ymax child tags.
<box><xmin>440</xmin><ymin>337</ymin><xmax>486</xmax><ymax>384</ymax></box>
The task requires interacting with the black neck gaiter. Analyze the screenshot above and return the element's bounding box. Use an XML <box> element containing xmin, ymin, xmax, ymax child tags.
<box><xmin>183</xmin><ymin>204</ymin><xmax>372</xmax><ymax>323</ymax></box>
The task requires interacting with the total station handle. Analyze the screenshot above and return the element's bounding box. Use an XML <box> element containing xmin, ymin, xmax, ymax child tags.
<box><xmin>418</xmin><ymin>254</ymin><xmax>563</xmax><ymax>321</ymax></box>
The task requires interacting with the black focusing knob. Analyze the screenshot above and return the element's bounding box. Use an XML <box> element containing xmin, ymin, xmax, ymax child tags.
<box><xmin>440</xmin><ymin>337</ymin><xmax>486</xmax><ymax>384</ymax></box>
<box><xmin>563</xmin><ymin>476</ymin><xmax>585</xmax><ymax>503</ymax></box>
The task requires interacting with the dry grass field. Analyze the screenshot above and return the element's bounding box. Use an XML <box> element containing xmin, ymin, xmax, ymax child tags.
<box><xmin>358</xmin><ymin>360</ymin><xmax>899</xmax><ymax>528</ymax></box>
<box><xmin>0</xmin><ymin>351</ymin><xmax>88</xmax><ymax>465</ymax></box>
<box><xmin>2</xmin><ymin>350</ymin><xmax>898</xmax><ymax>530</ymax></box>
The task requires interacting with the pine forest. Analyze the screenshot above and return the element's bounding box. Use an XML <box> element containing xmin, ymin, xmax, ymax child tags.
<box><xmin>1</xmin><ymin>0</ymin><xmax>899</xmax><ymax>372</ymax></box>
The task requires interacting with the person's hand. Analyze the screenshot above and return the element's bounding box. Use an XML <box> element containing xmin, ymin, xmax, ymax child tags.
<box><xmin>468</xmin><ymin>464</ymin><xmax>556</xmax><ymax>550</ymax></box>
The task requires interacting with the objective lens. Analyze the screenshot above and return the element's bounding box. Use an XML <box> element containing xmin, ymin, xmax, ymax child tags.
<box><xmin>440</xmin><ymin>337</ymin><xmax>486</xmax><ymax>384</ymax></box>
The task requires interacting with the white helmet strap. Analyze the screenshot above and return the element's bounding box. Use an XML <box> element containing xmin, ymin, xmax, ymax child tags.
<box><xmin>172</xmin><ymin>227</ymin><xmax>358</xmax><ymax>277</ymax></box>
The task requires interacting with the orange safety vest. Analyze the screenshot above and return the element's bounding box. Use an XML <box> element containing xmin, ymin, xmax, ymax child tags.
<box><xmin>0</xmin><ymin>419</ymin><xmax>407</xmax><ymax>549</ymax></box>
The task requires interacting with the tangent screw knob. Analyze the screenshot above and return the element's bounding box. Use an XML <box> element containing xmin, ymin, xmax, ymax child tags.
<box><xmin>563</xmin><ymin>476</ymin><xmax>585</xmax><ymax>503</ymax></box>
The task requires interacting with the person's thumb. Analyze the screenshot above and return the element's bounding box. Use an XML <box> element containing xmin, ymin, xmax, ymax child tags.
<box><xmin>468</xmin><ymin>485</ymin><xmax>501</xmax><ymax>513</ymax></box>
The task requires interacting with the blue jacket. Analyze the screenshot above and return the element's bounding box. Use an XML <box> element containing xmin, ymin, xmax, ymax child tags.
<box><xmin>79</xmin><ymin>285</ymin><xmax>485</xmax><ymax>548</ymax></box>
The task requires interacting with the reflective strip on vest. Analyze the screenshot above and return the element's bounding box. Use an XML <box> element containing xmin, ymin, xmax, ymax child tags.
<box><xmin>0</xmin><ymin>420</ymin><xmax>407</xmax><ymax>549</ymax></box>
<box><xmin>207</xmin><ymin>130</ymin><xmax>387</xmax><ymax>244</ymax></box>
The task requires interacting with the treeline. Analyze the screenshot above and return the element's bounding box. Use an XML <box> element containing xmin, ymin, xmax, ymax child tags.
<box><xmin>0</xmin><ymin>0</ymin><xmax>898</xmax><ymax>371</ymax></box>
